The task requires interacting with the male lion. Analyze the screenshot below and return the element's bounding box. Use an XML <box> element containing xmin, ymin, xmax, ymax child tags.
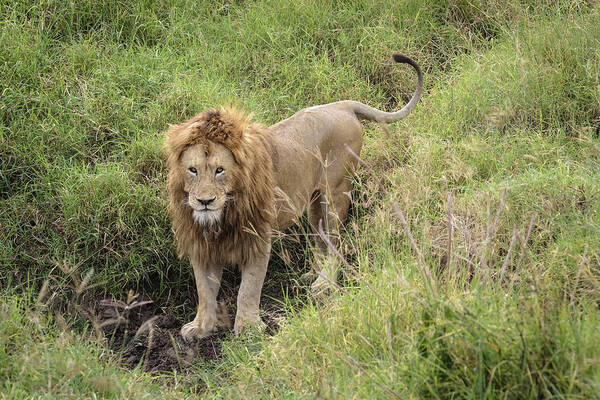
<box><xmin>165</xmin><ymin>54</ymin><xmax>422</xmax><ymax>341</ymax></box>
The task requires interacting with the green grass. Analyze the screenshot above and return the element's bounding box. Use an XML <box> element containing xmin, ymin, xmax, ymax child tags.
<box><xmin>1</xmin><ymin>0</ymin><xmax>599</xmax><ymax>398</ymax></box>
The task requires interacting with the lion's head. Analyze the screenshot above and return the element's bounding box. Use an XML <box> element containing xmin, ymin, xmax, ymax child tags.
<box><xmin>179</xmin><ymin>140</ymin><xmax>236</xmax><ymax>227</ymax></box>
<box><xmin>165</xmin><ymin>107</ymin><xmax>275</xmax><ymax>265</ymax></box>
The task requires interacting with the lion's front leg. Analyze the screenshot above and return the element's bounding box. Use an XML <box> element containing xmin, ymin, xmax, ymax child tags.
<box><xmin>234</xmin><ymin>241</ymin><xmax>271</xmax><ymax>335</ymax></box>
<box><xmin>181</xmin><ymin>258</ymin><xmax>223</xmax><ymax>342</ymax></box>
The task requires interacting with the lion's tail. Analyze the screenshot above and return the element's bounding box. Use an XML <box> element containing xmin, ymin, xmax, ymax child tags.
<box><xmin>350</xmin><ymin>54</ymin><xmax>423</xmax><ymax>123</ymax></box>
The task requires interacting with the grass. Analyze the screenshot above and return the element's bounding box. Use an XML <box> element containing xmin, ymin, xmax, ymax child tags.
<box><xmin>1</xmin><ymin>0</ymin><xmax>599</xmax><ymax>398</ymax></box>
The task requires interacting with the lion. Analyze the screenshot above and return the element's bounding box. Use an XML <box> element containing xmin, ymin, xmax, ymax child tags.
<box><xmin>165</xmin><ymin>54</ymin><xmax>422</xmax><ymax>341</ymax></box>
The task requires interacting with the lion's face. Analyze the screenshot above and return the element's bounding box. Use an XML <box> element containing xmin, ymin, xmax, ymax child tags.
<box><xmin>166</xmin><ymin>107</ymin><xmax>275</xmax><ymax>262</ymax></box>
<box><xmin>179</xmin><ymin>141</ymin><xmax>237</xmax><ymax>227</ymax></box>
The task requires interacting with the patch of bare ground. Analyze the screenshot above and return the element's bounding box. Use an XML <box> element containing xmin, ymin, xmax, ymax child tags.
<box><xmin>96</xmin><ymin>234</ymin><xmax>310</xmax><ymax>373</ymax></box>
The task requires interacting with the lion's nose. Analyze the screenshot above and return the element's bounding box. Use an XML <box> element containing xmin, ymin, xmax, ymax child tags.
<box><xmin>197</xmin><ymin>197</ymin><xmax>216</xmax><ymax>206</ymax></box>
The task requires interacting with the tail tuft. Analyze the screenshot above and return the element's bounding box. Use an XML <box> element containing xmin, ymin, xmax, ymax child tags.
<box><xmin>392</xmin><ymin>53</ymin><xmax>411</xmax><ymax>63</ymax></box>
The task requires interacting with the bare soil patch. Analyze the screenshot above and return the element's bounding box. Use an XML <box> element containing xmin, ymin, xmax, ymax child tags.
<box><xmin>98</xmin><ymin>234</ymin><xmax>311</xmax><ymax>373</ymax></box>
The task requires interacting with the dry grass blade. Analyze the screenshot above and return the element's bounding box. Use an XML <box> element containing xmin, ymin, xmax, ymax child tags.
<box><xmin>100</xmin><ymin>299</ymin><xmax>129</xmax><ymax>309</ymax></box>
<box><xmin>36</xmin><ymin>279</ymin><xmax>50</xmax><ymax>306</ymax></box>
<box><xmin>317</xmin><ymin>219</ymin><xmax>389</xmax><ymax>304</ymax></box>
<box><xmin>346</xmin><ymin>356</ymin><xmax>402</xmax><ymax>399</ymax></box>
<box><xmin>126</xmin><ymin>290</ymin><xmax>139</xmax><ymax>305</ymax></box>
<box><xmin>446</xmin><ymin>190</ymin><xmax>455</xmax><ymax>269</ymax></box>
<box><xmin>344</xmin><ymin>143</ymin><xmax>386</xmax><ymax>189</ymax></box>
<box><xmin>135</xmin><ymin>316</ymin><xmax>160</xmax><ymax>336</ymax></box>
<box><xmin>344</xmin><ymin>143</ymin><xmax>369</xmax><ymax>169</ymax></box>
<box><xmin>75</xmin><ymin>267</ymin><xmax>94</xmax><ymax>294</ymax></box>
<box><xmin>461</xmin><ymin>224</ymin><xmax>477</xmax><ymax>272</ymax></box>
<box><xmin>54</xmin><ymin>312</ymin><xmax>73</xmax><ymax>340</ymax></box>
<box><xmin>99</xmin><ymin>316</ymin><xmax>128</xmax><ymax>329</ymax></box>
<box><xmin>392</xmin><ymin>202</ymin><xmax>432</xmax><ymax>283</ymax></box>
<box><xmin>376</xmin><ymin>121</ymin><xmax>392</xmax><ymax>137</ymax></box>
<box><xmin>75</xmin><ymin>305</ymin><xmax>105</xmax><ymax>344</ymax></box>
<box><xmin>55</xmin><ymin>258</ymin><xmax>81</xmax><ymax>287</ymax></box>
<box><xmin>125</xmin><ymin>300</ymin><xmax>154</xmax><ymax>310</ymax></box>
<box><xmin>143</xmin><ymin>325</ymin><xmax>155</xmax><ymax>372</ymax></box>
<box><xmin>386</xmin><ymin>321</ymin><xmax>395</xmax><ymax>361</ymax></box>
<box><xmin>499</xmin><ymin>228</ymin><xmax>520</xmax><ymax>282</ymax></box>
<box><xmin>169</xmin><ymin>332</ymin><xmax>188</xmax><ymax>370</ymax></box>
<box><xmin>479</xmin><ymin>189</ymin><xmax>507</xmax><ymax>269</ymax></box>
<box><xmin>99</xmin><ymin>298</ymin><xmax>153</xmax><ymax>310</ymax></box>
<box><xmin>518</xmin><ymin>213</ymin><xmax>536</xmax><ymax>266</ymax></box>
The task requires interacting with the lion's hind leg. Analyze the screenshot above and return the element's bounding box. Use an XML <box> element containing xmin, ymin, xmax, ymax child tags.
<box><xmin>308</xmin><ymin>179</ymin><xmax>352</xmax><ymax>296</ymax></box>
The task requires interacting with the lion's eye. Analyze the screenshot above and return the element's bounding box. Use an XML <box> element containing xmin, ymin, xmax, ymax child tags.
<box><xmin>215</xmin><ymin>167</ymin><xmax>224</xmax><ymax>175</ymax></box>
<box><xmin>188</xmin><ymin>167</ymin><xmax>197</xmax><ymax>174</ymax></box>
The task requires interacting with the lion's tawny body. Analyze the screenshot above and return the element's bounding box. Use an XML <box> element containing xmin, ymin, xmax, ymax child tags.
<box><xmin>165</xmin><ymin>54</ymin><xmax>423</xmax><ymax>340</ymax></box>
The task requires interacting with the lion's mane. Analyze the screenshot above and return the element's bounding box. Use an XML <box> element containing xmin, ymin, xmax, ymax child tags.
<box><xmin>165</xmin><ymin>107</ymin><xmax>275</xmax><ymax>266</ymax></box>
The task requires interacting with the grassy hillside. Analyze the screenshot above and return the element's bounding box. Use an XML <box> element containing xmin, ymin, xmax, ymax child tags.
<box><xmin>1</xmin><ymin>0</ymin><xmax>599</xmax><ymax>398</ymax></box>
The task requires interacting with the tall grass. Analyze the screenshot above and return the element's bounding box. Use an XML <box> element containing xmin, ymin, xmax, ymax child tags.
<box><xmin>209</xmin><ymin>7</ymin><xmax>600</xmax><ymax>398</ymax></box>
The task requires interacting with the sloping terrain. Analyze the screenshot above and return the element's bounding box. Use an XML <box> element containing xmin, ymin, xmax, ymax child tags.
<box><xmin>1</xmin><ymin>1</ymin><xmax>599</xmax><ymax>398</ymax></box>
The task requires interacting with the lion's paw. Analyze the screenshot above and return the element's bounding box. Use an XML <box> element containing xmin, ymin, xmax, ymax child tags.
<box><xmin>234</xmin><ymin>315</ymin><xmax>266</xmax><ymax>336</ymax></box>
<box><xmin>180</xmin><ymin>320</ymin><xmax>215</xmax><ymax>342</ymax></box>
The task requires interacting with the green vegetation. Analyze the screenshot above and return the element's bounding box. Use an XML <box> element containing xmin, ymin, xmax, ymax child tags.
<box><xmin>1</xmin><ymin>0</ymin><xmax>599</xmax><ymax>398</ymax></box>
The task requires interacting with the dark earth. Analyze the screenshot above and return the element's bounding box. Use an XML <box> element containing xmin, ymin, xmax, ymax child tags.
<box><xmin>97</xmin><ymin>233</ymin><xmax>312</xmax><ymax>373</ymax></box>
